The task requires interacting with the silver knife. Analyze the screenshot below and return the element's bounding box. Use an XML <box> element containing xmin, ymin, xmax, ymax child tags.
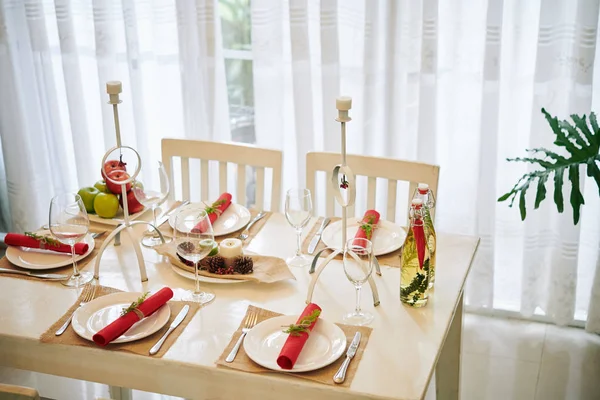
<box><xmin>308</xmin><ymin>218</ymin><xmax>331</xmax><ymax>254</ymax></box>
<box><xmin>0</xmin><ymin>268</ymin><xmax>68</xmax><ymax>281</ymax></box>
<box><xmin>149</xmin><ymin>304</ymin><xmax>190</xmax><ymax>355</ymax></box>
<box><xmin>333</xmin><ymin>331</ymin><xmax>362</xmax><ymax>384</ymax></box>
<box><xmin>155</xmin><ymin>200</ymin><xmax>190</xmax><ymax>228</ymax></box>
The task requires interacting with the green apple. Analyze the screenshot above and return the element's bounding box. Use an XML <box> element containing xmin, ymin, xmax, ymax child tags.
<box><xmin>78</xmin><ymin>187</ymin><xmax>100</xmax><ymax>213</ymax></box>
<box><xmin>94</xmin><ymin>192</ymin><xmax>119</xmax><ymax>218</ymax></box>
<box><xmin>94</xmin><ymin>180</ymin><xmax>108</xmax><ymax>193</ymax></box>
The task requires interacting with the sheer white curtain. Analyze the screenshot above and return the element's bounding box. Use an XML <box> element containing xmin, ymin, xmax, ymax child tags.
<box><xmin>0</xmin><ymin>0</ymin><xmax>230</xmax><ymax>233</ymax></box>
<box><xmin>251</xmin><ymin>0</ymin><xmax>600</xmax><ymax>333</ymax></box>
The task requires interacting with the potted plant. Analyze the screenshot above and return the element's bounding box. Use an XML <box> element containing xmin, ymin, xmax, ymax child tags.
<box><xmin>498</xmin><ymin>108</ymin><xmax>600</xmax><ymax>224</ymax></box>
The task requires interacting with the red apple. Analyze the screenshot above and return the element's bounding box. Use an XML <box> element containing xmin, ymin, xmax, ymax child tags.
<box><xmin>119</xmin><ymin>190</ymin><xmax>145</xmax><ymax>214</ymax></box>
<box><xmin>101</xmin><ymin>159</ymin><xmax>127</xmax><ymax>181</ymax></box>
<box><xmin>106</xmin><ymin>170</ymin><xmax>131</xmax><ymax>194</ymax></box>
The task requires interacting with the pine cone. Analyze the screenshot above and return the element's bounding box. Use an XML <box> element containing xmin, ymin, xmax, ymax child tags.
<box><xmin>176</xmin><ymin>253</ymin><xmax>194</xmax><ymax>267</ymax></box>
<box><xmin>233</xmin><ymin>256</ymin><xmax>254</xmax><ymax>274</ymax></box>
<box><xmin>204</xmin><ymin>256</ymin><xmax>225</xmax><ymax>274</ymax></box>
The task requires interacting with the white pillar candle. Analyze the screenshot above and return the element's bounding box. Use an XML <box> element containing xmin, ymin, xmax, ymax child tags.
<box><xmin>219</xmin><ymin>238</ymin><xmax>243</xmax><ymax>259</ymax></box>
<box><xmin>336</xmin><ymin>96</ymin><xmax>352</xmax><ymax>110</ymax></box>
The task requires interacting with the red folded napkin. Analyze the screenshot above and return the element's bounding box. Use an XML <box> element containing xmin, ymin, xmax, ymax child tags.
<box><xmin>276</xmin><ymin>303</ymin><xmax>322</xmax><ymax>370</ymax></box>
<box><xmin>4</xmin><ymin>233</ymin><xmax>89</xmax><ymax>255</ymax></box>
<box><xmin>192</xmin><ymin>193</ymin><xmax>232</xmax><ymax>233</ymax></box>
<box><xmin>352</xmin><ymin>210</ymin><xmax>380</xmax><ymax>245</ymax></box>
<box><xmin>92</xmin><ymin>287</ymin><xmax>173</xmax><ymax>346</ymax></box>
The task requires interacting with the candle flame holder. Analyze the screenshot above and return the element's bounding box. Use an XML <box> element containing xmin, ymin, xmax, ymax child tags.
<box><xmin>92</xmin><ymin>81</ymin><xmax>166</xmax><ymax>284</ymax></box>
<box><xmin>305</xmin><ymin>97</ymin><xmax>380</xmax><ymax>306</ymax></box>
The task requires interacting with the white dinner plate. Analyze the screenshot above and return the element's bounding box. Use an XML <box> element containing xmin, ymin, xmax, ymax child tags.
<box><xmin>72</xmin><ymin>292</ymin><xmax>171</xmax><ymax>344</ymax></box>
<box><xmin>168</xmin><ymin>202</ymin><xmax>251</xmax><ymax>237</ymax></box>
<box><xmin>320</xmin><ymin>219</ymin><xmax>406</xmax><ymax>256</ymax></box>
<box><xmin>88</xmin><ymin>207</ymin><xmax>150</xmax><ymax>226</ymax></box>
<box><xmin>170</xmin><ymin>264</ymin><xmax>248</xmax><ymax>284</ymax></box>
<box><xmin>5</xmin><ymin>231</ymin><xmax>96</xmax><ymax>270</ymax></box>
<box><xmin>243</xmin><ymin>315</ymin><xmax>347</xmax><ymax>373</ymax></box>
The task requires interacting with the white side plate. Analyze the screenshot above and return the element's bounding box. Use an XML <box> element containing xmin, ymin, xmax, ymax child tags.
<box><xmin>244</xmin><ymin>315</ymin><xmax>346</xmax><ymax>373</ymax></box>
<box><xmin>88</xmin><ymin>207</ymin><xmax>150</xmax><ymax>226</ymax></box>
<box><xmin>168</xmin><ymin>202</ymin><xmax>251</xmax><ymax>237</ymax></box>
<box><xmin>72</xmin><ymin>292</ymin><xmax>171</xmax><ymax>344</ymax></box>
<box><xmin>320</xmin><ymin>219</ymin><xmax>406</xmax><ymax>256</ymax></box>
<box><xmin>5</xmin><ymin>231</ymin><xmax>95</xmax><ymax>270</ymax></box>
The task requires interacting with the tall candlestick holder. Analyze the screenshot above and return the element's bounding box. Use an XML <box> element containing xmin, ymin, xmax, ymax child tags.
<box><xmin>305</xmin><ymin>96</ymin><xmax>380</xmax><ymax>306</ymax></box>
<box><xmin>92</xmin><ymin>81</ymin><xmax>166</xmax><ymax>283</ymax></box>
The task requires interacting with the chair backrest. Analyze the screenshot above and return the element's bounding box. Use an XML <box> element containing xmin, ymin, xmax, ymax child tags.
<box><xmin>306</xmin><ymin>152</ymin><xmax>439</xmax><ymax>223</ymax></box>
<box><xmin>162</xmin><ymin>139</ymin><xmax>283</xmax><ymax>212</ymax></box>
<box><xmin>0</xmin><ymin>383</ymin><xmax>40</xmax><ymax>400</ymax></box>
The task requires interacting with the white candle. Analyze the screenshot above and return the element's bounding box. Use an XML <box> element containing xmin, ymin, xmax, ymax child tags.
<box><xmin>336</xmin><ymin>96</ymin><xmax>352</xmax><ymax>110</ymax></box>
<box><xmin>219</xmin><ymin>238</ymin><xmax>243</xmax><ymax>259</ymax></box>
<box><xmin>106</xmin><ymin>81</ymin><xmax>122</xmax><ymax>94</ymax></box>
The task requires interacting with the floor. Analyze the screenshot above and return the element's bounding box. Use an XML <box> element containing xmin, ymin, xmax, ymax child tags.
<box><xmin>2</xmin><ymin>313</ymin><xmax>599</xmax><ymax>400</ymax></box>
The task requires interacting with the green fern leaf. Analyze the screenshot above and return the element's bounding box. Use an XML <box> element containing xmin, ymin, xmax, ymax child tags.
<box><xmin>534</xmin><ymin>174</ymin><xmax>548</xmax><ymax>209</ymax></box>
<box><xmin>554</xmin><ymin>166</ymin><xmax>565</xmax><ymax>213</ymax></box>
<box><xmin>571</xmin><ymin>114</ymin><xmax>595</xmax><ymax>149</ymax></box>
<box><xmin>561</xmin><ymin>118</ymin><xmax>588</xmax><ymax>150</ymax></box>
<box><xmin>499</xmin><ymin>109</ymin><xmax>600</xmax><ymax>225</ymax></box>
<box><xmin>519</xmin><ymin>183</ymin><xmax>529</xmax><ymax>220</ymax></box>
<box><xmin>568</xmin><ymin>165</ymin><xmax>585</xmax><ymax>224</ymax></box>
<box><xmin>590</xmin><ymin>113</ymin><xmax>599</xmax><ymax>142</ymax></box>
<box><xmin>588</xmin><ymin>156</ymin><xmax>600</xmax><ymax>196</ymax></box>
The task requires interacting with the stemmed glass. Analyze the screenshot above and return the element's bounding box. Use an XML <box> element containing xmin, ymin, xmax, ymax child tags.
<box><xmin>284</xmin><ymin>188</ymin><xmax>313</xmax><ymax>267</ymax></box>
<box><xmin>342</xmin><ymin>238</ymin><xmax>374</xmax><ymax>325</ymax></box>
<box><xmin>132</xmin><ymin>160</ymin><xmax>171</xmax><ymax>247</ymax></box>
<box><xmin>174</xmin><ymin>206</ymin><xmax>216</xmax><ymax>304</ymax></box>
<box><xmin>49</xmin><ymin>193</ymin><xmax>93</xmax><ymax>288</ymax></box>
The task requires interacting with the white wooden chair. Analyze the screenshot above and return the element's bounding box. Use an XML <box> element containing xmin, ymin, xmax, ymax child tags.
<box><xmin>0</xmin><ymin>383</ymin><xmax>40</xmax><ymax>400</ymax></box>
<box><xmin>162</xmin><ymin>139</ymin><xmax>283</xmax><ymax>211</ymax></box>
<box><xmin>306</xmin><ymin>152</ymin><xmax>439</xmax><ymax>223</ymax></box>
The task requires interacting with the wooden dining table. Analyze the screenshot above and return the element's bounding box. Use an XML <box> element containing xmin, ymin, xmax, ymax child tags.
<box><xmin>0</xmin><ymin>210</ymin><xmax>478</xmax><ymax>400</ymax></box>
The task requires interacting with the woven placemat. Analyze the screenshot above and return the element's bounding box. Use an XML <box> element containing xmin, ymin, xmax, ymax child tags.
<box><xmin>302</xmin><ymin>217</ymin><xmax>403</xmax><ymax>268</ymax></box>
<box><xmin>158</xmin><ymin>203</ymin><xmax>272</xmax><ymax>247</ymax></box>
<box><xmin>216</xmin><ymin>305</ymin><xmax>372</xmax><ymax>387</ymax></box>
<box><xmin>40</xmin><ymin>285</ymin><xmax>199</xmax><ymax>357</ymax></box>
<box><xmin>0</xmin><ymin>228</ymin><xmax>109</xmax><ymax>282</ymax></box>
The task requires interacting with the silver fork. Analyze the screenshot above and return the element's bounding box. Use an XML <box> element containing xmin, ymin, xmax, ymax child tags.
<box><xmin>55</xmin><ymin>283</ymin><xmax>98</xmax><ymax>336</ymax></box>
<box><xmin>237</xmin><ymin>212</ymin><xmax>267</xmax><ymax>241</ymax></box>
<box><xmin>225</xmin><ymin>309</ymin><xmax>258</xmax><ymax>362</ymax></box>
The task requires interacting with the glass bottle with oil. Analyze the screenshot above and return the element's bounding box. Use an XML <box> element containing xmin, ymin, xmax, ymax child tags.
<box><xmin>412</xmin><ymin>183</ymin><xmax>436</xmax><ymax>288</ymax></box>
<box><xmin>400</xmin><ymin>199</ymin><xmax>431</xmax><ymax>307</ymax></box>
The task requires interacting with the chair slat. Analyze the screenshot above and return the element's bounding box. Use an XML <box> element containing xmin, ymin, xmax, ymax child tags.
<box><xmin>325</xmin><ymin>171</ymin><xmax>335</xmax><ymax>217</ymax></box>
<box><xmin>256</xmin><ymin>167</ymin><xmax>265</xmax><ymax>210</ymax></box>
<box><xmin>237</xmin><ymin>164</ymin><xmax>247</xmax><ymax>207</ymax></box>
<box><xmin>200</xmin><ymin>159</ymin><xmax>209</xmax><ymax>200</ymax></box>
<box><xmin>219</xmin><ymin>161</ymin><xmax>228</xmax><ymax>194</ymax></box>
<box><xmin>181</xmin><ymin>157</ymin><xmax>190</xmax><ymax>200</ymax></box>
<box><xmin>387</xmin><ymin>179</ymin><xmax>398</xmax><ymax>223</ymax></box>
<box><xmin>408</xmin><ymin>182</ymin><xmax>417</xmax><ymax>209</ymax></box>
<box><xmin>367</xmin><ymin>177</ymin><xmax>376</xmax><ymax>210</ymax></box>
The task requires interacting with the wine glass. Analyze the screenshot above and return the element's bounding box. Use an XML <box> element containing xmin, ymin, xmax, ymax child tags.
<box><xmin>174</xmin><ymin>206</ymin><xmax>216</xmax><ymax>304</ymax></box>
<box><xmin>284</xmin><ymin>188</ymin><xmax>313</xmax><ymax>267</ymax></box>
<box><xmin>342</xmin><ymin>238</ymin><xmax>374</xmax><ymax>325</ymax></box>
<box><xmin>49</xmin><ymin>193</ymin><xmax>93</xmax><ymax>288</ymax></box>
<box><xmin>132</xmin><ymin>160</ymin><xmax>171</xmax><ymax>247</ymax></box>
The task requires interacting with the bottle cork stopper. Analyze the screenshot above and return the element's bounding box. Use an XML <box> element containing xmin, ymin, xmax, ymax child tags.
<box><xmin>412</xmin><ymin>198</ymin><xmax>423</xmax><ymax>207</ymax></box>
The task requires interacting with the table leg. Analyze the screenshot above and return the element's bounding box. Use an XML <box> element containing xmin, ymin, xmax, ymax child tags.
<box><xmin>435</xmin><ymin>291</ymin><xmax>463</xmax><ymax>400</ymax></box>
<box><xmin>108</xmin><ymin>385</ymin><xmax>133</xmax><ymax>400</ymax></box>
